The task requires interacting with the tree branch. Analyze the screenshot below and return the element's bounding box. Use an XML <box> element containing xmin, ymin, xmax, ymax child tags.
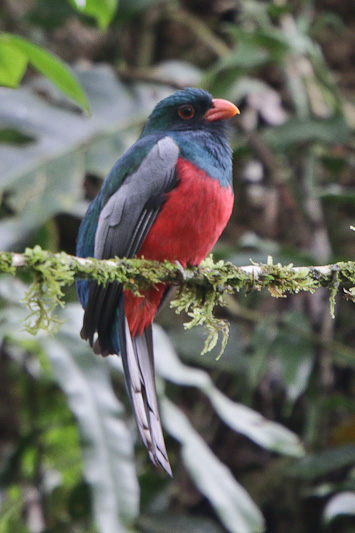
<box><xmin>1</xmin><ymin>246</ymin><xmax>354</xmax><ymax>355</ymax></box>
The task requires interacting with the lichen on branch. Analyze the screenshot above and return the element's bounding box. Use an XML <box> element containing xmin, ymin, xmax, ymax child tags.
<box><xmin>1</xmin><ymin>246</ymin><xmax>355</xmax><ymax>354</ymax></box>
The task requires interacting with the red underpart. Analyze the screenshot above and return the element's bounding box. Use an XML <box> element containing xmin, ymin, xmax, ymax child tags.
<box><xmin>124</xmin><ymin>157</ymin><xmax>234</xmax><ymax>337</ymax></box>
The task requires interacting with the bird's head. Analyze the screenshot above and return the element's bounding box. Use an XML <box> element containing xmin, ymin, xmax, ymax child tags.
<box><xmin>141</xmin><ymin>88</ymin><xmax>240</xmax><ymax>136</ymax></box>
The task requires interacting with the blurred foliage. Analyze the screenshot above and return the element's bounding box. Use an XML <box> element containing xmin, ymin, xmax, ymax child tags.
<box><xmin>0</xmin><ymin>33</ymin><xmax>89</xmax><ymax>111</ymax></box>
<box><xmin>0</xmin><ymin>0</ymin><xmax>355</xmax><ymax>532</ymax></box>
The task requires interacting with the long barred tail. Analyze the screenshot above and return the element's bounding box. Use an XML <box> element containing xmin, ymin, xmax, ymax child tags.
<box><xmin>116</xmin><ymin>301</ymin><xmax>172</xmax><ymax>476</ymax></box>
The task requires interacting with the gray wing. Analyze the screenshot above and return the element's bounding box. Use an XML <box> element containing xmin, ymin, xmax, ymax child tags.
<box><xmin>94</xmin><ymin>136</ymin><xmax>179</xmax><ymax>259</ymax></box>
<box><xmin>81</xmin><ymin>136</ymin><xmax>179</xmax><ymax>352</ymax></box>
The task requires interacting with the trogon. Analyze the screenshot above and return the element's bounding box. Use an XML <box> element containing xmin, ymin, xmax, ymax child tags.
<box><xmin>76</xmin><ymin>88</ymin><xmax>239</xmax><ymax>475</ymax></box>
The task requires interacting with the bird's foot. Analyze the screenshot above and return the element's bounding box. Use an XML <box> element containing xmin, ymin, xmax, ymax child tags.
<box><xmin>174</xmin><ymin>260</ymin><xmax>186</xmax><ymax>281</ymax></box>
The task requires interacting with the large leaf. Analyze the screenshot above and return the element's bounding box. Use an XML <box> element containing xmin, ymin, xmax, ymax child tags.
<box><xmin>169</xmin><ymin>323</ymin><xmax>248</xmax><ymax>375</ymax></box>
<box><xmin>271</xmin><ymin>312</ymin><xmax>315</xmax><ymax>403</ymax></box>
<box><xmin>263</xmin><ymin>116</ymin><xmax>351</xmax><ymax>148</ymax></box>
<box><xmin>0</xmin><ymin>40</ymin><xmax>27</xmax><ymax>87</ymax></box>
<box><xmin>161</xmin><ymin>398</ymin><xmax>265</xmax><ymax>533</ymax></box>
<box><xmin>0</xmin><ymin>150</ymin><xmax>84</xmax><ymax>250</ymax></box>
<box><xmin>288</xmin><ymin>445</ymin><xmax>355</xmax><ymax>481</ymax></box>
<box><xmin>0</xmin><ymin>33</ymin><xmax>89</xmax><ymax>111</ymax></box>
<box><xmin>153</xmin><ymin>326</ymin><xmax>304</xmax><ymax>457</ymax></box>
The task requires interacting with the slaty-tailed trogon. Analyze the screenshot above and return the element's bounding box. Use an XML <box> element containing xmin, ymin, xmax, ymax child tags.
<box><xmin>76</xmin><ymin>88</ymin><xmax>239</xmax><ymax>475</ymax></box>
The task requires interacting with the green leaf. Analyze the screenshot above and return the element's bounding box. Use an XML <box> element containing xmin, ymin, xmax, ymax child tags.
<box><xmin>169</xmin><ymin>323</ymin><xmax>248</xmax><ymax>375</ymax></box>
<box><xmin>0</xmin><ymin>149</ymin><xmax>86</xmax><ymax>250</ymax></box>
<box><xmin>0</xmin><ymin>40</ymin><xmax>28</xmax><ymax>87</ymax></box>
<box><xmin>0</xmin><ymin>488</ymin><xmax>26</xmax><ymax>533</ymax></box>
<box><xmin>161</xmin><ymin>398</ymin><xmax>265</xmax><ymax>533</ymax></box>
<box><xmin>70</xmin><ymin>0</ymin><xmax>119</xmax><ymax>29</ymax></box>
<box><xmin>0</xmin><ymin>128</ymin><xmax>34</xmax><ymax>145</ymax></box>
<box><xmin>319</xmin><ymin>187</ymin><xmax>355</xmax><ymax>204</ymax></box>
<box><xmin>0</xmin><ymin>33</ymin><xmax>90</xmax><ymax>111</ymax></box>
<box><xmin>288</xmin><ymin>445</ymin><xmax>355</xmax><ymax>481</ymax></box>
<box><xmin>217</xmin><ymin>42</ymin><xmax>270</xmax><ymax>71</ymax></box>
<box><xmin>208</xmin><ymin>388</ymin><xmax>304</xmax><ymax>457</ymax></box>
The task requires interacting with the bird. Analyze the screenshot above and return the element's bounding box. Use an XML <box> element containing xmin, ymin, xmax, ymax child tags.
<box><xmin>76</xmin><ymin>88</ymin><xmax>239</xmax><ymax>476</ymax></box>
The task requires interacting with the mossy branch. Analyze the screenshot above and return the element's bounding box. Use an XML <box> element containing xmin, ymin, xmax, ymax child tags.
<box><xmin>1</xmin><ymin>246</ymin><xmax>355</xmax><ymax>355</ymax></box>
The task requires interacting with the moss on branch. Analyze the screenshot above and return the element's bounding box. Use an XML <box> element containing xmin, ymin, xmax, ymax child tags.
<box><xmin>1</xmin><ymin>246</ymin><xmax>355</xmax><ymax>354</ymax></box>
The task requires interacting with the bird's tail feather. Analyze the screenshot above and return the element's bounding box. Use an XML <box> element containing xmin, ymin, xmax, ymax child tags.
<box><xmin>116</xmin><ymin>302</ymin><xmax>172</xmax><ymax>476</ymax></box>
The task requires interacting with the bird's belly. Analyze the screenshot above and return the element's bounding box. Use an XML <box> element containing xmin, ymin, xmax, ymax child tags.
<box><xmin>139</xmin><ymin>158</ymin><xmax>234</xmax><ymax>264</ymax></box>
<box><xmin>125</xmin><ymin>157</ymin><xmax>234</xmax><ymax>336</ymax></box>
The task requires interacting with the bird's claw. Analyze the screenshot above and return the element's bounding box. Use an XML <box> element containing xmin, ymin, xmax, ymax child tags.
<box><xmin>174</xmin><ymin>260</ymin><xmax>186</xmax><ymax>280</ymax></box>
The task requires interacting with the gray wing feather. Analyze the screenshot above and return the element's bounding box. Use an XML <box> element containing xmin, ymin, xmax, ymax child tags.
<box><xmin>82</xmin><ymin>136</ymin><xmax>179</xmax><ymax>353</ymax></box>
<box><xmin>94</xmin><ymin>136</ymin><xmax>179</xmax><ymax>260</ymax></box>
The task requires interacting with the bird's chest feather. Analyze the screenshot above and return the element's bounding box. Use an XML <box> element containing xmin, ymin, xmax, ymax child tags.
<box><xmin>138</xmin><ymin>157</ymin><xmax>234</xmax><ymax>266</ymax></box>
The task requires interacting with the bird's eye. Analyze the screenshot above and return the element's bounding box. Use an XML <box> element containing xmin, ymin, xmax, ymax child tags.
<box><xmin>178</xmin><ymin>105</ymin><xmax>195</xmax><ymax>120</ymax></box>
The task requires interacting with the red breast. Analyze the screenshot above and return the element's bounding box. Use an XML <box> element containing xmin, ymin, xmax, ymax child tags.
<box><xmin>124</xmin><ymin>157</ymin><xmax>234</xmax><ymax>336</ymax></box>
